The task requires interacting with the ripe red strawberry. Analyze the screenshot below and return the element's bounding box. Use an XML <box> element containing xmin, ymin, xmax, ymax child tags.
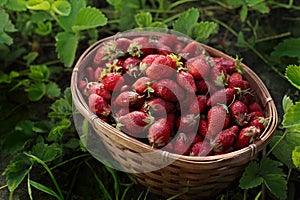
<box><xmin>115</xmin><ymin>37</ymin><xmax>131</xmax><ymax>53</ymax></box>
<box><xmin>93</xmin><ymin>45</ymin><xmax>107</xmax><ymax>68</ymax></box>
<box><xmin>88</xmin><ymin>93</ymin><xmax>111</xmax><ymax>117</ymax></box>
<box><xmin>132</xmin><ymin>76</ymin><xmax>152</xmax><ymax>94</ymax></box>
<box><xmin>128</xmin><ymin>37</ymin><xmax>154</xmax><ymax>57</ymax></box>
<box><xmin>229</xmin><ymin>72</ymin><xmax>243</xmax><ymax>81</ymax></box>
<box><xmin>186</xmin><ymin>132</ymin><xmax>203</xmax><ymax>145</ymax></box>
<box><xmin>78</xmin><ymin>80</ymin><xmax>87</xmax><ymax>93</ymax></box>
<box><xmin>148</xmin><ymin>117</ymin><xmax>171</xmax><ymax>147</ymax></box>
<box><xmin>235</xmin><ymin>126</ymin><xmax>261</xmax><ymax>150</ymax></box>
<box><xmin>206</xmin><ymin>105</ymin><xmax>230</xmax><ymax>139</ymax></box>
<box><xmin>187</xmin><ymin>56</ymin><xmax>211</xmax><ymax>80</ymax></box>
<box><xmin>122</xmin><ymin>57</ymin><xmax>141</xmax><ymax>77</ymax></box>
<box><xmin>114</xmin><ymin>107</ymin><xmax>131</xmax><ymax>117</ymax></box>
<box><xmin>211</xmin><ymin>125</ymin><xmax>239</xmax><ymax>153</ymax></box>
<box><xmin>248</xmin><ymin>102</ymin><xmax>263</xmax><ymax>113</ymax></box>
<box><xmin>190</xmin><ymin>141</ymin><xmax>212</xmax><ymax>156</ymax></box>
<box><xmin>101</xmin><ymin>72</ymin><xmax>124</xmax><ymax>91</ymax></box>
<box><xmin>173</xmin><ymin>133</ymin><xmax>191</xmax><ymax>155</ymax></box>
<box><xmin>211</xmin><ymin>57</ymin><xmax>241</xmax><ymax>75</ymax></box>
<box><xmin>141</xmin><ymin>98</ymin><xmax>174</xmax><ymax>117</ymax></box>
<box><xmin>176</xmin><ymin>70</ymin><xmax>197</xmax><ymax>93</ymax></box>
<box><xmin>151</xmin><ymin>79</ymin><xmax>185</xmax><ymax>102</ymax></box>
<box><xmin>180</xmin><ymin>41</ymin><xmax>206</xmax><ymax>59</ymax></box>
<box><xmin>207</xmin><ymin>88</ymin><xmax>237</xmax><ymax>107</ymax></box>
<box><xmin>145</xmin><ymin>54</ymin><xmax>177</xmax><ymax>80</ymax></box>
<box><xmin>197</xmin><ymin>115</ymin><xmax>208</xmax><ymax>137</ymax></box>
<box><xmin>249</xmin><ymin>117</ymin><xmax>268</xmax><ymax>132</ymax></box>
<box><xmin>214</xmin><ymin>146</ymin><xmax>234</xmax><ymax>155</ymax></box>
<box><xmin>156</xmin><ymin>43</ymin><xmax>172</xmax><ymax>55</ymax></box>
<box><xmin>88</xmin><ymin>82</ymin><xmax>111</xmax><ymax>100</ymax></box>
<box><xmin>118</xmin><ymin>111</ymin><xmax>151</xmax><ymax>138</ymax></box>
<box><xmin>113</xmin><ymin>91</ymin><xmax>145</xmax><ymax>108</ymax></box>
<box><xmin>239</xmin><ymin>91</ymin><xmax>254</xmax><ymax>106</ymax></box>
<box><xmin>227</xmin><ymin>77</ymin><xmax>250</xmax><ymax>90</ymax></box>
<box><xmin>189</xmin><ymin>95</ymin><xmax>207</xmax><ymax>114</ymax></box>
<box><xmin>158</xmin><ymin>34</ymin><xmax>177</xmax><ymax>47</ymax></box>
<box><xmin>210</xmin><ymin>65</ymin><xmax>227</xmax><ymax>88</ymax></box>
<box><xmin>176</xmin><ymin>114</ymin><xmax>199</xmax><ymax>132</ymax></box>
<box><xmin>195</xmin><ymin>79</ymin><xmax>209</xmax><ymax>94</ymax></box>
<box><xmin>229</xmin><ymin>100</ymin><xmax>249</xmax><ymax>126</ymax></box>
<box><xmin>249</xmin><ymin>111</ymin><xmax>264</xmax><ymax>121</ymax></box>
<box><xmin>94</xmin><ymin>67</ymin><xmax>105</xmax><ymax>80</ymax></box>
<box><xmin>86</xmin><ymin>66</ymin><xmax>95</xmax><ymax>82</ymax></box>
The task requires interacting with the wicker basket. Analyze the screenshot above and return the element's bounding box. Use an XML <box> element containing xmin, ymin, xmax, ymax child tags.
<box><xmin>71</xmin><ymin>30</ymin><xmax>278</xmax><ymax>199</ymax></box>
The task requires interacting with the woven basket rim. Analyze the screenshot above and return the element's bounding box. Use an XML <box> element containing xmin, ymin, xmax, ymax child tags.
<box><xmin>71</xmin><ymin>30</ymin><xmax>278</xmax><ymax>163</ymax></box>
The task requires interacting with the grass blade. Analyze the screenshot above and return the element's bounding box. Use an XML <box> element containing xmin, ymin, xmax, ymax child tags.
<box><xmin>29</xmin><ymin>180</ymin><xmax>62</xmax><ymax>200</ymax></box>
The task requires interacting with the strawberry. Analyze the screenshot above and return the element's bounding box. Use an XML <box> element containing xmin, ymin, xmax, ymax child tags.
<box><xmin>148</xmin><ymin>117</ymin><xmax>171</xmax><ymax>147</ymax></box>
<box><xmin>151</xmin><ymin>79</ymin><xmax>185</xmax><ymax>102</ymax></box>
<box><xmin>173</xmin><ymin>132</ymin><xmax>191</xmax><ymax>155</ymax></box>
<box><xmin>210</xmin><ymin>64</ymin><xmax>227</xmax><ymax>88</ymax></box>
<box><xmin>187</xmin><ymin>56</ymin><xmax>211</xmax><ymax>80</ymax></box>
<box><xmin>122</xmin><ymin>57</ymin><xmax>141</xmax><ymax>77</ymax></box>
<box><xmin>235</xmin><ymin>126</ymin><xmax>261</xmax><ymax>150</ymax></box>
<box><xmin>180</xmin><ymin>41</ymin><xmax>206</xmax><ymax>59</ymax></box>
<box><xmin>248</xmin><ymin>102</ymin><xmax>263</xmax><ymax>113</ymax></box>
<box><xmin>227</xmin><ymin>77</ymin><xmax>250</xmax><ymax>91</ymax></box>
<box><xmin>113</xmin><ymin>91</ymin><xmax>145</xmax><ymax>108</ymax></box>
<box><xmin>86</xmin><ymin>66</ymin><xmax>95</xmax><ymax>82</ymax></box>
<box><xmin>158</xmin><ymin>34</ymin><xmax>177</xmax><ymax>48</ymax></box>
<box><xmin>197</xmin><ymin>115</ymin><xmax>208</xmax><ymax>137</ymax></box>
<box><xmin>128</xmin><ymin>37</ymin><xmax>154</xmax><ymax>57</ymax></box>
<box><xmin>93</xmin><ymin>45</ymin><xmax>107</xmax><ymax>68</ymax></box>
<box><xmin>195</xmin><ymin>79</ymin><xmax>209</xmax><ymax>94</ymax></box>
<box><xmin>189</xmin><ymin>95</ymin><xmax>207</xmax><ymax>114</ymax></box>
<box><xmin>211</xmin><ymin>125</ymin><xmax>239</xmax><ymax>153</ymax></box>
<box><xmin>141</xmin><ymin>98</ymin><xmax>174</xmax><ymax>117</ymax></box>
<box><xmin>156</xmin><ymin>43</ymin><xmax>172</xmax><ymax>55</ymax></box>
<box><xmin>249</xmin><ymin>117</ymin><xmax>268</xmax><ymax>132</ymax></box>
<box><xmin>186</xmin><ymin>132</ymin><xmax>203</xmax><ymax>145</ymax></box>
<box><xmin>176</xmin><ymin>70</ymin><xmax>197</xmax><ymax>93</ymax></box>
<box><xmin>101</xmin><ymin>72</ymin><xmax>125</xmax><ymax>91</ymax></box>
<box><xmin>211</xmin><ymin>57</ymin><xmax>241</xmax><ymax>75</ymax></box>
<box><xmin>88</xmin><ymin>82</ymin><xmax>111</xmax><ymax>100</ymax></box>
<box><xmin>229</xmin><ymin>72</ymin><xmax>243</xmax><ymax>81</ymax></box>
<box><xmin>214</xmin><ymin>146</ymin><xmax>234</xmax><ymax>155</ymax></box>
<box><xmin>239</xmin><ymin>90</ymin><xmax>254</xmax><ymax>106</ymax></box>
<box><xmin>115</xmin><ymin>37</ymin><xmax>131</xmax><ymax>53</ymax></box>
<box><xmin>207</xmin><ymin>88</ymin><xmax>237</xmax><ymax>107</ymax></box>
<box><xmin>229</xmin><ymin>100</ymin><xmax>249</xmax><ymax>126</ymax></box>
<box><xmin>249</xmin><ymin>111</ymin><xmax>264</xmax><ymax>121</ymax></box>
<box><xmin>118</xmin><ymin>111</ymin><xmax>151</xmax><ymax>138</ymax></box>
<box><xmin>88</xmin><ymin>94</ymin><xmax>111</xmax><ymax>117</ymax></box>
<box><xmin>78</xmin><ymin>80</ymin><xmax>87</xmax><ymax>93</ymax></box>
<box><xmin>114</xmin><ymin>107</ymin><xmax>131</xmax><ymax>117</ymax></box>
<box><xmin>94</xmin><ymin>67</ymin><xmax>105</xmax><ymax>80</ymax></box>
<box><xmin>190</xmin><ymin>141</ymin><xmax>212</xmax><ymax>156</ymax></box>
<box><xmin>206</xmin><ymin>105</ymin><xmax>230</xmax><ymax>139</ymax></box>
<box><xmin>176</xmin><ymin>114</ymin><xmax>199</xmax><ymax>132</ymax></box>
<box><xmin>145</xmin><ymin>54</ymin><xmax>177</xmax><ymax>80</ymax></box>
<box><xmin>132</xmin><ymin>76</ymin><xmax>152</xmax><ymax>94</ymax></box>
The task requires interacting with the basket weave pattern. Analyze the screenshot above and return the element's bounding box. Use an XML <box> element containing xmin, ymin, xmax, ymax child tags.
<box><xmin>71</xmin><ymin>31</ymin><xmax>278</xmax><ymax>199</ymax></box>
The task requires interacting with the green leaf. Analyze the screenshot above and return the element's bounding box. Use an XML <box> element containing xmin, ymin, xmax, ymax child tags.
<box><xmin>264</xmin><ymin>174</ymin><xmax>287</xmax><ymax>200</ymax></box>
<box><xmin>246</xmin><ymin>0</ymin><xmax>264</xmax><ymax>7</ymax></box>
<box><xmin>252</xmin><ymin>2</ymin><xmax>270</xmax><ymax>14</ymax></box>
<box><xmin>55</xmin><ymin>32</ymin><xmax>78</xmax><ymax>67</ymax></box>
<box><xmin>48</xmin><ymin>118</ymin><xmax>71</xmax><ymax>142</ymax></box>
<box><xmin>285</xmin><ymin>65</ymin><xmax>300</xmax><ymax>90</ymax></box>
<box><xmin>58</xmin><ymin>0</ymin><xmax>86</xmax><ymax>32</ymax></box>
<box><xmin>2</xmin><ymin>130</ymin><xmax>32</xmax><ymax>154</ymax></box>
<box><xmin>226</xmin><ymin>0</ymin><xmax>243</xmax><ymax>6</ymax></box>
<box><xmin>260</xmin><ymin>158</ymin><xmax>284</xmax><ymax>176</ymax></box>
<box><xmin>72</xmin><ymin>7</ymin><xmax>107</xmax><ymax>32</ymax></box>
<box><xmin>29</xmin><ymin>65</ymin><xmax>50</xmax><ymax>81</ymax></box>
<box><xmin>0</xmin><ymin>70</ymin><xmax>19</xmax><ymax>84</ymax></box>
<box><xmin>135</xmin><ymin>11</ymin><xmax>152</xmax><ymax>28</ymax></box>
<box><xmin>30</xmin><ymin>142</ymin><xmax>62</xmax><ymax>162</ymax></box>
<box><xmin>3</xmin><ymin>153</ymin><xmax>33</xmax><ymax>192</ymax></box>
<box><xmin>26</xmin><ymin>82</ymin><xmax>47</xmax><ymax>101</ymax></box>
<box><xmin>282</xmin><ymin>102</ymin><xmax>300</xmax><ymax>129</ymax></box>
<box><xmin>282</xmin><ymin>95</ymin><xmax>294</xmax><ymax>113</ymax></box>
<box><xmin>240</xmin><ymin>4</ymin><xmax>248</xmax><ymax>22</ymax></box>
<box><xmin>239</xmin><ymin>161</ymin><xmax>263</xmax><ymax>189</ymax></box>
<box><xmin>15</xmin><ymin>120</ymin><xmax>35</xmax><ymax>137</ymax></box>
<box><xmin>64</xmin><ymin>138</ymin><xmax>80</xmax><ymax>149</ymax></box>
<box><xmin>292</xmin><ymin>146</ymin><xmax>300</xmax><ymax>169</ymax></box>
<box><xmin>23</xmin><ymin>52</ymin><xmax>39</xmax><ymax>66</ymax></box>
<box><xmin>35</xmin><ymin>21</ymin><xmax>52</xmax><ymax>36</ymax></box>
<box><xmin>173</xmin><ymin>7</ymin><xmax>199</xmax><ymax>35</ymax></box>
<box><xmin>46</xmin><ymin>81</ymin><xmax>61</xmax><ymax>98</ymax></box>
<box><xmin>271</xmin><ymin>38</ymin><xmax>300</xmax><ymax>63</ymax></box>
<box><xmin>0</xmin><ymin>9</ymin><xmax>17</xmax><ymax>45</ymax></box>
<box><xmin>29</xmin><ymin>180</ymin><xmax>62</xmax><ymax>199</ymax></box>
<box><xmin>190</xmin><ymin>21</ymin><xmax>218</xmax><ymax>42</ymax></box>
<box><xmin>5</xmin><ymin>0</ymin><xmax>27</xmax><ymax>11</ymax></box>
<box><xmin>48</xmin><ymin>87</ymin><xmax>72</xmax><ymax>118</ymax></box>
<box><xmin>51</xmin><ymin>0</ymin><xmax>71</xmax><ymax>16</ymax></box>
<box><xmin>26</xmin><ymin>0</ymin><xmax>51</xmax><ymax>11</ymax></box>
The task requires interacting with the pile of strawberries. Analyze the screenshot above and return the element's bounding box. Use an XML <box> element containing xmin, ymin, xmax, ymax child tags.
<box><xmin>78</xmin><ymin>33</ymin><xmax>269</xmax><ymax>156</ymax></box>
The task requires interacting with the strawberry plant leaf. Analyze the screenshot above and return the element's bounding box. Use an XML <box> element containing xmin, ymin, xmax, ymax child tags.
<box><xmin>58</xmin><ymin>0</ymin><xmax>86</xmax><ymax>32</ymax></box>
<box><xmin>48</xmin><ymin>118</ymin><xmax>71</xmax><ymax>142</ymax></box>
<box><xmin>190</xmin><ymin>21</ymin><xmax>218</xmax><ymax>42</ymax></box>
<box><xmin>46</xmin><ymin>81</ymin><xmax>61</xmax><ymax>98</ymax></box>
<box><xmin>4</xmin><ymin>0</ymin><xmax>27</xmax><ymax>11</ymax></box>
<box><xmin>35</xmin><ymin>21</ymin><xmax>52</xmax><ymax>36</ymax></box>
<box><xmin>30</xmin><ymin>142</ymin><xmax>62</xmax><ymax>162</ymax></box>
<box><xmin>252</xmin><ymin>2</ymin><xmax>270</xmax><ymax>14</ymax></box>
<box><xmin>72</xmin><ymin>7</ymin><xmax>107</xmax><ymax>32</ymax></box>
<box><xmin>0</xmin><ymin>70</ymin><xmax>19</xmax><ymax>84</ymax></box>
<box><xmin>135</xmin><ymin>11</ymin><xmax>152</xmax><ymax>28</ymax></box>
<box><xmin>282</xmin><ymin>95</ymin><xmax>294</xmax><ymax>113</ymax></box>
<box><xmin>239</xmin><ymin>161</ymin><xmax>263</xmax><ymax>189</ymax></box>
<box><xmin>282</xmin><ymin>102</ymin><xmax>300</xmax><ymax>129</ymax></box>
<box><xmin>260</xmin><ymin>158</ymin><xmax>284</xmax><ymax>176</ymax></box>
<box><xmin>26</xmin><ymin>82</ymin><xmax>47</xmax><ymax>101</ymax></box>
<box><xmin>29</xmin><ymin>65</ymin><xmax>50</xmax><ymax>81</ymax></box>
<box><xmin>263</xmin><ymin>174</ymin><xmax>287</xmax><ymax>200</ymax></box>
<box><xmin>3</xmin><ymin>153</ymin><xmax>33</xmax><ymax>192</ymax></box>
<box><xmin>26</xmin><ymin>0</ymin><xmax>51</xmax><ymax>11</ymax></box>
<box><xmin>292</xmin><ymin>146</ymin><xmax>300</xmax><ymax>169</ymax></box>
<box><xmin>48</xmin><ymin>88</ymin><xmax>72</xmax><ymax>118</ymax></box>
<box><xmin>0</xmin><ymin>9</ymin><xmax>17</xmax><ymax>45</ymax></box>
<box><xmin>2</xmin><ymin>130</ymin><xmax>32</xmax><ymax>154</ymax></box>
<box><xmin>270</xmin><ymin>38</ymin><xmax>300</xmax><ymax>63</ymax></box>
<box><xmin>55</xmin><ymin>32</ymin><xmax>78</xmax><ymax>67</ymax></box>
<box><xmin>285</xmin><ymin>65</ymin><xmax>300</xmax><ymax>90</ymax></box>
<box><xmin>240</xmin><ymin>4</ymin><xmax>248</xmax><ymax>22</ymax></box>
<box><xmin>173</xmin><ymin>7</ymin><xmax>199</xmax><ymax>36</ymax></box>
<box><xmin>51</xmin><ymin>0</ymin><xmax>71</xmax><ymax>16</ymax></box>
